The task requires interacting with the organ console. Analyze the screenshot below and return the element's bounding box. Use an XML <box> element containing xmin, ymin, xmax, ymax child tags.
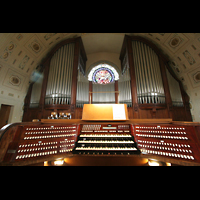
<box><xmin>73</xmin><ymin>123</ymin><xmax>141</xmax><ymax>155</ymax></box>
<box><xmin>1</xmin><ymin>115</ymin><xmax>200</xmax><ymax>166</ymax></box>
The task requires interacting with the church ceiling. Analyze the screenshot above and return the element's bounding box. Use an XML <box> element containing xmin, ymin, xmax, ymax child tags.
<box><xmin>0</xmin><ymin>33</ymin><xmax>200</xmax><ymax>99</ymax></box>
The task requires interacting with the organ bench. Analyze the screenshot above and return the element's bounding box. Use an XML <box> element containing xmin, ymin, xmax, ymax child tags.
<box><xmin>1</xmin><ymin>118</ymin><xmax>200</xmax><ymax>166</ymax></box>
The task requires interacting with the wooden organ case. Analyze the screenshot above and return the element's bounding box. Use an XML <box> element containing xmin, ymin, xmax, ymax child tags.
<box><xmin>22</xmin><ymin>36</ymin><xmax>87</xmax><ymax>121</ymax></box>
<box><xmin>119</xmin><ymin>35</ymin><xmax>192</xmax><ymax>121</ymax></box>
<box><xmin>22</xmin><ymin>35</ymin><xmax>192</xmax><ymax>122</ymax></box>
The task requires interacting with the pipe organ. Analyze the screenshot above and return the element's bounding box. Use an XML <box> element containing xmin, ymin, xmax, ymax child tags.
<box><xmin>23</xmin><ymin>35</ymin><xmax>192</xmax><ymax>122</ymax></box>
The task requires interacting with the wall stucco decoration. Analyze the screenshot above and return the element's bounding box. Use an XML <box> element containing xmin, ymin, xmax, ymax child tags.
<box><xmin>2</xmin><ymin>68</ymin><xmax>25</xmax><ymax>91</ymax></box>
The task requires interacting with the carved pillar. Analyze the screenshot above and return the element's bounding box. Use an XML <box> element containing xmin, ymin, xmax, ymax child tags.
<box><xmin>89</xmin><ymin>81</ymin><xmax>93</xmax><ymax>104</ymax></box>
<box><xmin>70</xmin><ymin>40</ymin><xmax>80</xmax><ymax>118</ymax></box>
<box><xmin>159</xmin><ymin>59</ymin><xmax>173</xmax><ymax>119</ymax></box>
<box><xmin>38</xmin><ymin>60</ymin><xmax>50</xmax><ymax>119</ymax></box>
<box><xmin>180</xmin><ymin>83</ymin><xmax>192</xmax><ymax>121</ymax></box>
<box><xmin>126</xmin><ymin>36</ymin><xmax>139</xmax><ymax>118</ymax></box>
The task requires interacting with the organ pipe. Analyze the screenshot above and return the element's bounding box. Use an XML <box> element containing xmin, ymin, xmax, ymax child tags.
<box><xmin>45</xmin><ymin>43</ymin><xmax>75</xmax><ymax>105</ymax></box>
<box><xmin>166</xmin><ymin>66</ymin><xmax>183</xmax><ymax>107</ymax></box>
<box><xmin>76</xmin><ymin>70</ymin><xmax>89</xmax><ymax>107</ymax></box>
<box><xmin>92</xmin><ymin>83</ymin><xmax>115</xmax><ymax>104</ymax></box>
<box><xmin>118</xmin><ymin>67</ymin><xmax>132</xmax><ymax>107</ymax></box>
<box><xmin>132</xmin><ymin>40</ymin><xmax>165</xmax><ymax>104</ymax></box>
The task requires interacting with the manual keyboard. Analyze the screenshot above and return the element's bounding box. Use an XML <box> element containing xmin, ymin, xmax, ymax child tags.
<box><xmin>73</xmin><ymin>133</ymin><xmax>140</xmax><ymax>155</ymax></box>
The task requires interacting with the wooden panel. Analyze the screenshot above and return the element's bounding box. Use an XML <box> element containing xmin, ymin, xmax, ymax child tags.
<box><xmin>40</xmin><ymin>118</ymin><xmax>173</xmax><ymax>124</ymax></box>
<box><xmin>127</xmin><ymin>107</ymin><xmax>133</xmax><ymax>119</ymax></box>
<box><xmin>75</xmin><ymin>108</ymin><xmax>83</xmax><ymax>119</ymax></box>
<box><xmin>82</xmin><ymin>104</ymin><xmax>129</xmax><ymax>121</ymax></box>
<box><xmin>172</xmin><ymin>107</ymin><xmax>188</xmax><ymax>121</ymax></box>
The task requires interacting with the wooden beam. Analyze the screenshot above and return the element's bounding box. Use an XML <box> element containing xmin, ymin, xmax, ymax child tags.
<box><xmin>158</xmin><ymin>57</ymin><xmax>173</xmax><ymax>119</ymax></box>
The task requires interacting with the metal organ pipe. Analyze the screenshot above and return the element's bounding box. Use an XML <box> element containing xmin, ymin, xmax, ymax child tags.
<box><xmin>147</xmin><ymin>46</ymin><xmax>157</xmax><ymax>102</ymax></box>
<box><xmin>59</xmin><ymin>46</ymin><xmax>65</xmax><ymax>103</ymax></box>
<box><xmin>133</xmin><ymin>41</ymin><xmax>143</xmax><ymax>103</ymax></box>
<box><xmin>132</xmin><ymin>41</ymin><xmax>165</xmax><ymax>104</ymax></box>
<box><xmin>144</xmin><ymin>44</ymin><xmax>153</xmax><ymax>102</ymax></box>
<box><xmin>118</xmin><ymin>67</ymin><xmax>132</xmax><ymax>107</ymax></box>
<box><xmin>68</xmin><ymin>44</ymin><xmax>74</xmax><ymax>101</ymax></box>
<box><xmin>137</xmin><ymin>41</ymin><xmax>145</xmax><ymax>103</ymax></box>
<box><xmin>76</xmin><ymin>70</ymin><xmax>89</xmax><ymax>108</ymax></box>
<box><xmin>148</xmin><ymin>46</ymin><xmax>158</xmax><ymax>103</ymax></box>
<box><xmin>133</xmin><ymin>41</ymin><xmax>140</xmax><ymax>101</ymax></box>
<box><xmin>92</xmin><ymin>83</ymin><xmax>115</xmax><ymax>104</ymax></box>
<box><xmin>45</xmin><ymin>43</ymin><xmax>75</xmax><ymax>105</ymax></box>
<box><xmin>62</xmin><ymin>45</ymin><xmax>67</xmax><ymax>104</ymax></box>
<box><xmin>141</xmin><ymin>42</ymin><xmax>150</xmax><ymax>103</ymax></box>
<box><xmin>166</xmin><ymin>66</ymin><xmax>183</xmax><ymax>107</ymax></box>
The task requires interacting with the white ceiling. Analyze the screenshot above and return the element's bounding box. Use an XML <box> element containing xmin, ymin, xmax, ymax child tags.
<box><xmin>0</xmin><ymin>33</ymin><xmax>200</xmax><ymax>121</ymax></box>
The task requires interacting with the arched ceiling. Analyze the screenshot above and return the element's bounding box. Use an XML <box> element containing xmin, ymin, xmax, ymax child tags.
<box><xmin>0</xmin><ymin>33</ymin><xmax>200</xmax><ymax>121</ymax></box>
<box><xmin>81</xmin><ymin>33</ymin><xmax>125</xmax><ymax>54</ymax></box>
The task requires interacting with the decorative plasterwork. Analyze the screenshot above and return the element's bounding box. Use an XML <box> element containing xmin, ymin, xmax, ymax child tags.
<box><xmin>163</xmin><ymin>33</ymin><xmax>189</xmax><ymax>53</ymax></box>
<box><xmin>188</xmin><ymin>68</ymin><xmax>200</xmax><ymax>88</ymax></box>
<box><xmin>2</xmin><ymin>68</ymin><xmax>25</xmax><ymax>91</ymax></box>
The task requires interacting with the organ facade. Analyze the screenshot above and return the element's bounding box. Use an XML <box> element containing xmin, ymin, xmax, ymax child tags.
<box><xmin>22</xmin><ymin>35</ymin><xmax>192</xmax><ymax>122</ymax></box>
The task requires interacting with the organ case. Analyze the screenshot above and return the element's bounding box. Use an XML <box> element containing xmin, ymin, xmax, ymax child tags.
<box><xmin>23</xmin><ymin>37</ymin><xmax>87</xmax><ymax>121</ymax></box>
<box><xmin>23</xmin><ymin>35</ymin><xmax>192</xmax><ymax>122</ymax></box>
<box><xmin>119</xmin><ymin>35</ymin><xmax>192</xmax><ymax>121</ymax></box>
